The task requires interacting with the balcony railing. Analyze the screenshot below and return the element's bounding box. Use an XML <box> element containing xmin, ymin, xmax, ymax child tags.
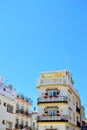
<box><xmin>25</xmin><ymin>111</ymin><xmax>29</xmax><ymax>115</ymax></box>
<box><xmin>6</xmin><ymin>129</ymin><xmax>12</xmax><ymax>130</ymax></box>
<box><xmin>37</xmin><ymin>78</ymin><xmax>80</xmax><ymax>97</ymax></box>
<box><xmin>16</xmin><ymin>93</ymin><xmax>32</xmax><ymax>105</ymax></box>
<box><xmin>15</xmin><ymin>124</ymin><xmax>29</xmax><ymax>129</ymax></box>
<box><xmin>76</xmin><ymin>106</ymin><xmax>80</xmax><ymax>113</ymax></box>
<box><xmin>18</xmin><ymin>124</ymin><xmax>24</xmax><ymax>129</ymax></box>
<box><xmin>21</xmin><ymin>109</ymin><xmax>25</xmax><ymax>114</ymax></box>
<box><xmin>38</xmin><ymin>96</ymin><xmax>68</xmax><ymax>104</ymax></box>
<box><xmin>16</xmin><ymin>109</ymin><xmax>21</xmax><ymax>113</ymax></box>
<box><xmin>37</xmin><ymin>115</ymin><xmax>68</xmax><ymax>122</ymax></box>
<box><xmin>16</xmin><ymin>109</ymin><xmax>31</xmax><ymax>117</ymax></box>
<box><xmin>15</xmin><ymin>124</ymin><xmax>19</xmax><ymax>129</ymax></box>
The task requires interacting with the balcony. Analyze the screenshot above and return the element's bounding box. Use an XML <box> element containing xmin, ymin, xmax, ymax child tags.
<box><xmin>21</xmin><ymin>109</ymin><xmax>25</xmax><ymax>114</ymax></box>
<box><xmin>76</xmin><ymin>106</ymin><xmax>80</xmax><ymax>113</ymax></box>
<box><xmin>6</xmin><ymin>129</ymin><xmax>12</xmax><ymax>130</ymax></box>
<box><xmin>16</xmin><ymin>109</ymin><xmax>31</xmax><ymax>117</ymax></box>
<box><xmin>16</xmin><ymin>109</ymin><xmax>21</xmax><ymax>113</ymax></box>
<box><xmin>37</xmin><ymin>78</ymin><xmax>80</xmax><ymax>97</ymax></box>
<box><xmin>25</xmin><ymin>111</ymin><xmax>29</xmax><ymax>115</ymax></box>
<box><xmin>37</xmin><ymin>115</ymin><xmax>68</xmax><ymax>122</ymax></box>
<box><xmin>38</xmin><ymin>96</ymin><xmax>68</xmax><ymax>104</ymax></box>
<box><xmin>77</xmin><ymin>121</ymin><xmax>80</xmax><ymax>127</ymax></box>
<box><xmin>15</xmin><ymin>124</ymin><xmax>29</xmax><ymax>129</ymax></box>
<box><xmin>37</xmin><ymin>78</ymin><xmax>66</xmax><ymax>86</ymax></box>
<box><xmin>16</xmin><ymin>93</ymin><xmax>32</xmax><ymax>105</ymax></box>
<box><xmin>15</xmin><ymin>124</ymin><xmax>19</xmax><ymax>129</ymax></box>
<box><xmin>19</xmin><ymin>124</ymin><xmax>24</xmax><ymax>129</ymax></box>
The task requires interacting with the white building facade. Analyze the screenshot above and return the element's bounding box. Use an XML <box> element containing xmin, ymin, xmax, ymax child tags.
<box><xmin>37</xmin><ymin>70</ymin><xmax>81</xmax><ymax>130</ymax></box>
<box><xmin>0</xmin><ymin>77</ymin><xmax>33</xmax><ymax>130</ymax></box>
<box><xmin>0</xmin><ymin>78</ymin><xmax>16</xmax><ymax>130</ymax></box>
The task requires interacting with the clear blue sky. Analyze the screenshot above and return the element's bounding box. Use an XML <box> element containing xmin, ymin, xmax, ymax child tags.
<box><xmin>0</xmin><ymin>0</ymin><xmax>87</xmax><ymax>116</ymax></box>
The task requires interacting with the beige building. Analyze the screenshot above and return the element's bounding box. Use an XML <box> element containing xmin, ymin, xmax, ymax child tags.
<box><xmin>37</xmin><ymin>70</ymin><xmax>81</xmax><ymax>130</ymax></box>
<box><xmin>14</xmin><ymin>93</ymin><xmax>32</xmax><ymax>130</ymax></box>
<box><xmin>81</xmin><ymin>105</ymin><xmax>85</xmax><ymax>124</ymax></box>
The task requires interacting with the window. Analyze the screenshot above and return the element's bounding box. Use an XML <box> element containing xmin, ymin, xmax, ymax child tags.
<box><xmin>48</xmin><ymin>108</ymin><xmax>56</xmax><ymax>116</ymax></box>
<box><xmin>6</xmin><ymin>121</ymin><xmax>12</xmax><ymax>129</ymax></box>
<box><xmin>73</xmin><ymin>96</ymin><xmax>75</xmax><ymax>105</ymax></box>
<box><xmin>76</xmin><ymin>101</ymin><xmax>80</xmax><ymax>108</ymax></box>
<box><xmin>21</xmin><ymin>105</ymin><xmax>24</xmax><ymax>110</ymax></box>
<box><xmin>21</xmin><ymin>120</ymin><xmax>24</xmax><ymax>125</ymax></box>
<box><xmin>16</xmin><ymin>118</ymin><xmax>19</xmax><ymax>124</ymax></box>
<box><xmin>16</xmin><ymin>104</ymin><xmax>19</xmax><ymax>110</ymax></box>
<box><xmin>4</xmin><ymin>102</ymin><xmax>6</xmax><ymax>106</ymax></box>
<box><xmin>73</xmin><ymin>112</ymin><xmax>75</xmax><ymax>121</ymax></box>
<box><xmin>7</xmin><ymin>104</ymin><xmax>13</xmax><ymax>113</ymax></box>
<box><xmin>26</xmin><ymin>121</ymin><xmax>28</xmax><ymax>125</ymax></box>
<box><xmin>48</xmin><ymin>90</ymin><xmax>57</xmax><ymax>97</ymax></box>
<box><xmin>2</xmin><ymin>120</ymin><xmax>5</xmax><ymax>124</ymax></box>
<box><xmin>33</xmin><ymin>122</ymin><xmax>35</xmax><ymax>126</ymax></box>
<box><xmin>0</xmin><ymin>100</ymin><xmax>1</xmax><ymax>104</ymax></box>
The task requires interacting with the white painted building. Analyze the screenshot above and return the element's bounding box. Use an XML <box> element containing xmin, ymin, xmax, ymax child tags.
<box><xmin>0</xmin><ymin>77</ymin><xmax>16</xmax><ymax>130</ymax></box>
<box><xmin>0</xmin><ymin>77</ymin><xmax>33</xmax><ymax>130</ymax></box>
<box><xmin>37</xmin><ymin>70</ymin><xmax>81</xmax><ymax>130</ymax></box>
<box><xmin>31</xmin><ymin>111</ymin><xmax>38</xmax><ymax>130</ymax></box>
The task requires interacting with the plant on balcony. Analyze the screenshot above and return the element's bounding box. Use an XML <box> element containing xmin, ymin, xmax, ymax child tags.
<box><xmin>55</xmin><ymin>95</ymin><xmax>58</xmax><ymax>98</ymax></box>
<box><xmin>49</xmin><ymin>96</ymin><xmax>52</xmax><ymax>98</ymax></box>
<box><xmin>42</xmin><ymin>113</ymin><xmax>46</xmax><ymax>117</ymax></box>
<box><xmin>57</xmin><ymin>113</ymin><xmax>60</xmax><ymax>116</ymax></box>
<box><xmin>44</xmin><ymin>96</ymin><xmax>48</xmax><ymax>98</ymax></box>
<box><xmin>44</xmin><ymin>92</ymin><xmax>48</xmax><ymax>98</ymax></box>
<box><xmin>56</xmin><ymin>111</ymin><xmax>60</xmax><ymax>116</ymax></box>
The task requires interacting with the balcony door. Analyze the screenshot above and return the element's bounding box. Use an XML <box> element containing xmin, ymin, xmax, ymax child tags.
<box><xmin>48</xmin><ymin>90</ymin><xmax>56</xmax><ymax>97</ymax></box>
<box><xmin>48</xmin><ymin>108</ymin><xmax>56</xmax><ymax>116</ymax></box>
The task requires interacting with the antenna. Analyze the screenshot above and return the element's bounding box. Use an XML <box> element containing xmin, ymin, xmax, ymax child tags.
<box><xmin>65</xmin><ymin>56</ymin><xmax>70</xmax><ymax>71</ymax></box>
<box><xmin>5</xmin><ymin>79</ymin><xmax>9</xmax><ymax>85</ymax></box>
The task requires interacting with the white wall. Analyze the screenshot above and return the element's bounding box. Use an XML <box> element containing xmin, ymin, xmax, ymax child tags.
<box><xmin>0</xmin><ymin>94</ymin><xmax>15</xmax><ymax>130</ymax></box>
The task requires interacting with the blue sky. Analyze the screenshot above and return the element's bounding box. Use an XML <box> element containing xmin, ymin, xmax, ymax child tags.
<box><xmin>0</xmin><ymin>0</ymin><xmax>87</xmax><ymax>115</ymax></box>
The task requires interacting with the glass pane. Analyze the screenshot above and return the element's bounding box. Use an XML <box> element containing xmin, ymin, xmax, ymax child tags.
<box><xmin>53</xmin><ymin>91</ymin><xmax>56</xmax><ymax>96</ymax></box>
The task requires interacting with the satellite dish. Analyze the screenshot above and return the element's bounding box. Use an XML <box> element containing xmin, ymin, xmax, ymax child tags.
<box><xmin>8</xmin><ymin>84</ymin><xmax>13</xmax><ymax>90</ymax></box>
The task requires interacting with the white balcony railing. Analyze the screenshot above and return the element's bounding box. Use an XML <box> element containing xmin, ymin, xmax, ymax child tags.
<box><xmin>37</xmin><ymin>115</ymin><xmax>68</xmax><ymax>122</ymax></box>
<box><xmin>37</xmin><ymin>78</ymin><xmax>64</xmax><ymax>86</ymax></box>
<box><xmin>37</xmin><ymin>78</ymin><xmax>80</xmax><ymax>97</ymax></box>
<box><xmin>38</xmin><ymin>96</ymin><xmax>68</xmax><ymax>103</ymax></box>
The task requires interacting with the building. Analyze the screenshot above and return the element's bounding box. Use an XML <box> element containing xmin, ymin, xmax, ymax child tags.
<box><xmin>31</xmin><ymin>110</ymin><xmax>38</xmax><ymax>130</ymax></box>
<box><xmin>0</xmin><ymin>77</ymin><xmax>16</xmax><ymax>130</ymax></box>
<box><xmin>37</xmin><ymin>70</ymin><xmax>81</xmax><ymax>130</ymax></box>
<box><xmin>0</xmin><ymin>77</ymin><xmax>32</xmax><ymax>130</ymax></box>
<box><xmin>81</xmin><ymin>105</ymin><xmax>85</xmax><ymax>125</ymax></box>
<box><xmin>14</xmin><ymin>93</ymin><xmax>32</xmax><ymax>130</ymax></box>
